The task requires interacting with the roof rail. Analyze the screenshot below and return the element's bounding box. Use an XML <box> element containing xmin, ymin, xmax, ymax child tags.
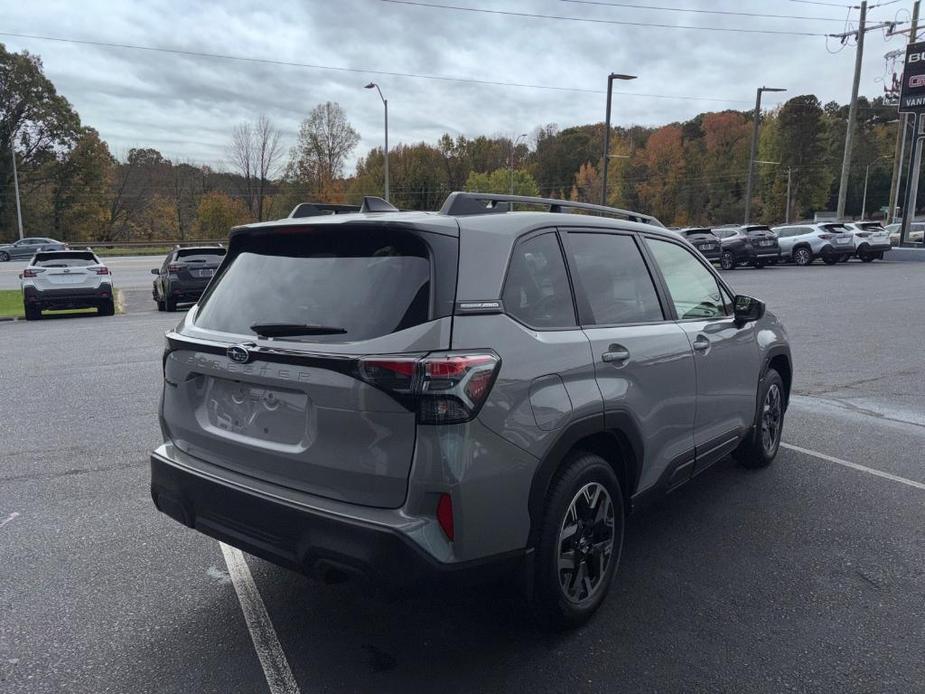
<box><xmin>288</xmin><ymin>202</ymin><xmax>361</xmax><ymax>218</ymax></box>
<box><xmin>438</xmin><ymin>191</ymin><xmax>663</xmax><ymax>227</ymax></box>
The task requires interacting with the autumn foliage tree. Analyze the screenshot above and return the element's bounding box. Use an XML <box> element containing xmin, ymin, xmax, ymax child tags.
<box><xmin>194</xmin><ymin>192</ymin><xmax>251</xmax><ymax>239</ymax></box>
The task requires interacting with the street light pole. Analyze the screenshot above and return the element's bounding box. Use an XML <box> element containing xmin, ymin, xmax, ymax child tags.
<box><xmin>601</xmin><ymin>72</ymin><xmax>637</xmax><ymax>206</ymax></box>
<box><xmin>365</xmin><ymin>83</ymin><xmax>389</xmax><ymax>202</ymax></box>
<box><xmin>510</xmin><ymin>133</ymin><xmax>527</xmax><ymax>194</ymax></box>
<box><xmin>862</xmin><ymin>163</ymin><xmax>871</xmax><ymax>220</ymax></box>
<box><xmin>10</xmin><ymin>140</ymin><xmax>24</xmax><ymax>241</ymax></box>
<box><xmin>836</xmin><ymin>0</ymin><xmax>868</xmax><ymax>220</ymax></box>
<box><xmin>744</xmin><ymin>86</ymin><xmax>787</xmax><ymax>224</ymax></box>
<box><xmin>785</xmin><ymin>167</ymin><xmax>792</xmax><ymax>224</ymax></box>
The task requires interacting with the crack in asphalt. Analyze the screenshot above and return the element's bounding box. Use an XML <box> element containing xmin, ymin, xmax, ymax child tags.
<box><xmin>0</xmin><ymin>460</ymin><xmax>147</xmax><ymax>483</ymax></box>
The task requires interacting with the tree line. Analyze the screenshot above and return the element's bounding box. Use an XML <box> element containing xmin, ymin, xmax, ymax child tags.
<box><xmin>0</xmin><ymin>42</ymin><xmax>916</xmax><ymax>243</ymax></box>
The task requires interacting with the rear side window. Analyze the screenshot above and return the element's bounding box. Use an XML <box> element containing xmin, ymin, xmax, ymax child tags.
<box><xmin>645</xmin><ymin>238</ymin><xmax>727</xmax><ymax>320</ymax></box>
<box><xmin>195</xmin><ymin>228</ymin><xmax>431</xmax><ymax>342</ymax></box>
<box><xmin>568</xmin><ymin>233</ymin><xmax>663</xmax><ymax>325</ymax></box>
<box><xmin>502</xmin><ymin>233</ymin><xmax>575</xmax><ymax>329</ymax></box>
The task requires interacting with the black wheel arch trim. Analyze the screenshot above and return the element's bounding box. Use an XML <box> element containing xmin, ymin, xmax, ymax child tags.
<box><xmin>526</xmin><ymin>410</ymin><xmax>645</xmax><ymax>545</ymax></box>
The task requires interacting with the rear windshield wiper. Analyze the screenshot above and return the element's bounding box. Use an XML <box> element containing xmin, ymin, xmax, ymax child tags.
<box><xmin>250</xmin><ymin>322</ymin><xmax>348</xmax><ymax>338</ymax></box>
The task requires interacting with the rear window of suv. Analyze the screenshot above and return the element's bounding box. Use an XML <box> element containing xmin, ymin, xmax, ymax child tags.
<box><xmin>33</xmin><ymin>252</ymin><xmax>96</xmax><ymax>267</ymax></box>
<box><xmin>175</xmin><ymin>248</ymin><xmax>226</xmax><ymax>263</ymax></box>
<box><xmin>194</xmin><ymin>227</ymin><xmax>431</xmax><ymax>342</ymax></box>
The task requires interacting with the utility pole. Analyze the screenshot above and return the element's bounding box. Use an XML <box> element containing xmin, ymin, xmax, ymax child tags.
<box><xmin>861</xmin><ymin>163</ymin><xmax>871</xmax><ymax>220</ymax></box>
<box><xmin>785</xmin><ymin>167</ymin><xmax>792</xmax><ymax>224</ymax></box>
<box><xmin>887</xmin><ymin>1</ymin><xmax>920</xmax><ymax>224</ymax></box>
<box><xmin>601</xmin><ymin>73</ymin><xmax>636</xmax><ymax>206</ymax></box>
<box><xmin>509</xmin><ymin>133</ymin><xmax>527</xmax><ymax>195</ymax></box>
<box><xmin>744</xmin><ymin>86</ymin><xmax>786</xmax><ymax>224</ymax></box>
<box><xmin>10</xmin><ymin>140</ymin><xmax>24</xmax><ymax>241</ymax></box>
<box><xmin>836</xmin><ymin>0</ymin><xmax>867</xmax><ymax>220</ymax></box>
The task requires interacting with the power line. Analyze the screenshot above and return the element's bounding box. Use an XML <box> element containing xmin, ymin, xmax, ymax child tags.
<box><xmin>0</xmin><ymin>31</ymin><xmax>752</xmax><ymax>104</ymax></box>
<box><xmin>787</xmin><ymin>0</ymin><xmax>852</xmax><ymax>8</ymax></box>
<box><xmin>558</xmin><ymin>0</ymin><xmax>846</xmax><ymax>22</ymax></box>
<box><xmin>379</xmin><ymin>0</ymin><xmax>827</xmax><ymax>36</ymax></box>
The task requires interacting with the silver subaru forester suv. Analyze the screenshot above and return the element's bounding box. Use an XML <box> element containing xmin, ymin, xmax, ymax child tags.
<box><xmin>151</xmin><ymin>192</ymin><xmax>792</xmax><ymax>628</ymax></box>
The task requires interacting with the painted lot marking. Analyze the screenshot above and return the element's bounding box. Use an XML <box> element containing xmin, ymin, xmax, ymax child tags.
<box><xmin>220</xmin><ymin>542</ymin><xmax>301</xmax><ymax>694</ymax></box>
<box><xmin>0</xmin><ymin>512</ymin><xmax>20</xmax><ymax>529</ymax></box>
<box><xmin>782</xmin><ymin>443</ymin><xmax>925</xmax><ymax>491</ymax></box>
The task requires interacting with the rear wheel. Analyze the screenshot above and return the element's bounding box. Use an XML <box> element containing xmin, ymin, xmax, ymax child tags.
<box><xmin>0</xmin><ymin>251</ymin><xmax>9</xmax><ymax>262</ymax></box>
<box><xmin>165</xmin><ymin>296</ymin><xmax>177</xmax><ymax>312</ymax></box>
<box><xmin>530</xmin><ymin>451</ymin><xmax>624</xmax><ymax>630</ymax></box>
<box><xmin>822</xmin><ymin>253</ymin><xmax>839</xmax><ymax>265</ymax></box>
<box><xmin>793</xmin><ymin>247</ymin><xmax>813</xmax><ymax>266</ymax></box>
<box><xmin>24</xmin><ymin>304</ymin><xmax>41</xmax><ymax>321</ymax></box>
<box><xmin>98</xmin><ymin>299</ymin><xmax>115</xmax><ymax>316</ymax></box>
<box><xmin>734</xmin><ymin>368</ymin><xmax>785</xmax><ymax>469</ymax></box>
<box><xmin>720</xmin><ymin>250</ymin><xmax>736</xmax><ymax>271</ymax></box>
<box><xmin>157</xmin><ymin>300</ymin><xmax>165</xmax><ymax>312</ymax></box>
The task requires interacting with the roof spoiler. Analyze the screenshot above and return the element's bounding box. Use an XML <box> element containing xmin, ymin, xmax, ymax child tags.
<box><xmin>438</xmin><ymin>192</ymin><xmax>662</xmax><ymax>227</ymax></box>
<box><xmin>288</xmin><ymin>202</ymin><xmax>361</xmax><ymax>218</ymax></box>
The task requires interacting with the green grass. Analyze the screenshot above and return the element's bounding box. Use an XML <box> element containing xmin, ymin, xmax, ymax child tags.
<box><xmin>0</xmin><ymin>290</ymin><xmax>23</xmax><ymax>318</ymax></box>
<box><xmin>0</xmin><ymin>288</ymin><xmax>124</xmax><ymax>318</ymax></box>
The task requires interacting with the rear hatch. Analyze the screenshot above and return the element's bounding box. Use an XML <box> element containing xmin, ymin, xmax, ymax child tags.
<box><xmin>820</xmin><ymin>223</ymin><xmax>855</xmax><ymax>249</ymax></box>
<box><xmin>743</xmin><ymin>225</ymin><xmax>779</xmax><ymax>251</ymax></box>
<box><xmin>30</xmin><ymin>253</ymin><xmax>104</xmax><ymax>290</ymax></box>
<box><xmin>853</xmin><ymin>222</ymin><xmax>890</xmax><ymax>246</ymax></box>
<box><xmin>170</xmin><ymin>248</ymin><xmax>226</xmax><ymax>283</ymax></box>
<box><xmin>161</xmin><ymin>222</ymin><xmax>459</xmax><ymax>508</ymax></box>
<box><xmin>681</xmin><ymin>228</ymin><xmax>721</xmax><ymax>253</ymax></box>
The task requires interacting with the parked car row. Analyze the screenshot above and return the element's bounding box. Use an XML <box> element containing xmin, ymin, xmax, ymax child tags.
<box><xmin>678</xmin><ymin>221</ymin><xmax>894</xmax><ymax>268</ymax></box>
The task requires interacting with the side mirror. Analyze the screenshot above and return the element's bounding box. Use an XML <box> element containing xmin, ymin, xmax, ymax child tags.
<box><xmin>151</xmin><ymin>268</ymin><xmax>160</xmax><ymax>275</ymax></box>
<box><xmin>734</xmin><ymin>295</ymin><xmax>765</xmax><ymax>325</ymax></box>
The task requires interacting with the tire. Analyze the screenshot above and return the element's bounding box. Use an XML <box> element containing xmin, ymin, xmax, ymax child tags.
<box><xmin>157</xmin><ymin>300</ymin><xmax>165</xmax><ymax>312</ymax></box>
<box><xmin>768</xmin><ymin>259</ymin><xmax>778</xmax><ymax>266</ymax></box>
<box><xmin>530</xmin><ymin>451</ymin><xmax>625</xmax><ymax>630</ymax></box>
<box><xmin>98</xmin><ymin>299</ymin><xmax>115</xmax><ymax>316</ymax></box>
<box><xmin>753</xmin><ymin>259</ymin><xmax>766</xmax><ymax>269</ymax></box>
<box><xmin>876</xmin><ymin>251</ymin><xmax>885</xmax><ymax>260</ymax></box>
<box><xmin>720</xmin><ymin>251</ymin><xmax>736</xmax><ymax>271</ymax></box>
<box><xmin>24</xmin><ymin>304</ymin><xmax>41</xmax><ymax>321</ymax></box>
<box><xmin>0</xmin><ymin>251</ymin><xmax>9</xmax><ymax>262</ymax></box>
<box><xmin>793</xmin><ymin>247</ymin><xmax>813</xmax><ymax>266</ymax></box>
<box><xmin>822</xmin><ymin>254</ymin><xmax>839</xmax><ymax>265</ymax></box>
<box><xmin>165</xmin><ymin>296</ymin><xmax>177</xmax><ymax>312</ymax></box>
<box><xmin>733</xmin><ymin>368</ymin><xmax>785</xmax><ymax>469</ymax></box>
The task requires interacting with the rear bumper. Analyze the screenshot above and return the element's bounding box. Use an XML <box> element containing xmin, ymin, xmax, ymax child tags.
<box><xmin>694</xmin><ymin>246</ymin><xmax>721</xmax><ymax>261</ymax></box>
<box><xmin>23</xmin><ymin>284</ymin><xmax>112</xmax><ymax>309</ymax></box>
<box><xmin>752</xmin><ymin>247</ymin><xmax>781</xmax><ymax>260</ymax></box>
<box><xmin>165</xmin><ymin>281</ymin><xmax>208</xmax><ymax>302</ymax></box>
<box><xmin>150</xmin><ymin>447</ymin><xmax>524</xmax><ymax>592</ymax></box>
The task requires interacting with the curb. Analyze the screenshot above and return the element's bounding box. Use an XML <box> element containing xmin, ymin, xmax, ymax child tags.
<box><xmin>888</xmin><ymin>247</ymin><xmax>925</xmax><ymax>262</ymax></box>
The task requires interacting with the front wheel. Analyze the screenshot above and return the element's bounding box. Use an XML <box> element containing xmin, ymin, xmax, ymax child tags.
<box><xmin>734</xmin><ymin>368</ymin><xmax>785</xmax><ymax>469</ymax></box>
<box><xmin>822</xmin><ymin>254</ymin><xmax>839</xmax><ymax>265</ymax></box>
<box><xmin>0</xmin><ymin>251</ymin><xmax>9</xmax><ymax>262</ymax></box>
<box><xmin>752</xmin><ymin>259</ymin><xmax>766</xmax><ymax>269</ymax></box>
<box><xmin>530</xmin><ymin>452</ymin><xmax>624</xmax><ymax>630</ymax></box>
<box><xmin>720</xmin><ymin>251</ymin><xmax>736</xmax><ymax>271</ymax></box>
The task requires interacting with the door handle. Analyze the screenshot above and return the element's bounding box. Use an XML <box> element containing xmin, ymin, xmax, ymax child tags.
<box><xmin>692</xmin><ymin>335</ymin><xmax>710</xmax><ymax>353</ymax></box>
<box><xmin>602</xmin><ymin>346</ymin><xmax>630</xmax><ymax>364</ymax></box>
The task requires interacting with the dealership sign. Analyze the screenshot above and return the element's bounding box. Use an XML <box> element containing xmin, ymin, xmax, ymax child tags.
<box><xmin>899</xmin><ymin>41</ymin><xmax>925</xmax><ymax>112</ymax></box>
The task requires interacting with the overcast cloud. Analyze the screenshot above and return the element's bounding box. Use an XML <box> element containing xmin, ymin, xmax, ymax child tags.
<box><xmin>2</xmin><ymin>0</ymin><xmax>913</xmax><ymax>171</ymax></box>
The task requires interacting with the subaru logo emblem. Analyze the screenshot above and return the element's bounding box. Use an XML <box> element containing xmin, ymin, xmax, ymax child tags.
<box><xmin>227</xmin><ymin>344</ymin><xmax>251</xmax><ymax>364</ymax></box>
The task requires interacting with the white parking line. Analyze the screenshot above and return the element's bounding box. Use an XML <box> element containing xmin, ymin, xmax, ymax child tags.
<box><xmin>220</xmin><ymin>542</ymin><xmax>301</xmax><ymax>694</ymax></box>
<box><xmin>0</xmin><ymin>512</ymin><xmax>20</xmax><ymax>529</ymax></box>
<box><xmin>782</xmin><ymin>443</ymin><xmax>925</xmax><ymax>491</ymax></box>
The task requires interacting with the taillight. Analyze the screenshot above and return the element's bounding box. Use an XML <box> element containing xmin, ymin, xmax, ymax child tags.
<box><xmin>167</xmin><ymin>263</ymin><xmax>183</xmax><ymax>274</ymax></box>
<box><xmin>22</xmin><ymin>268</ymin><xmax>42</xmax><ymax>278</ymax></box>
<box><xmin>93</xmin><ymin>266</ymin><xmax>110</xmax><ymax>275</ymax></box>
<box><xmin>357</xmin><ymin>351</ymin><xmax>500</xmax><ymax>424</ymax></box>
<box><xmin>818</xmin><ymin>233</ymin><xmax>834</xmax><ymax>240</ymax></box>
<box><xmin>436</xmin><ymin>493</ymin><xmax>454</xmax><ymax>541</ymax></box>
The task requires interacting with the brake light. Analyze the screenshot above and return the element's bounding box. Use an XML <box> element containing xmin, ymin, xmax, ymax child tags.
<box><xmin>818</xmin><ymin>233</ymin><xmax>834</xmax><ymax>240</ymax></box>
<box><xmin>357</xmin><ymin>352</ymin><xmax>500</xmax><ymax>424</ymax></box>
<box><xmin>22</xmin><ymin>268</ymin><xmax>41</xmax><ymax>278</ymax></box>
<box><xmin>93</xmin><ymin>266</ymin><xmax>110</xmax><ymax>275</ymax></box>
<box><xmin>167</xmin><ymin>263</ymin><xmax>183</xmax><ymax>274</ymax></box>
<box><xmin>436</xmin><ymin>493</ymin><xmax>454</xmax><ymax>541</ymax></box>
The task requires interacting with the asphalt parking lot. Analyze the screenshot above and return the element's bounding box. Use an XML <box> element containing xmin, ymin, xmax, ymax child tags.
<box><xmin>1</xmin><ymin>258</ymin><xmax>923</xmax><ymax>693</ymax></box>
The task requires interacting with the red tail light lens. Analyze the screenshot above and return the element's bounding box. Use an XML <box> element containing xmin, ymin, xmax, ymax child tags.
<box><xmin>436</xmin><ymin>493</ymin><xmax>454</xmax><ymax>541</ymax></box>
<box><xmin>22</xmin><ymin>268</ymin><xmax>41</xmax><ymax>278</ymax></box>
<box><xmin>818</xmin><ymin>233</ymin><xmax>834</xmax><ymax>240</ymax></box>
<box><xmin>357</xmin><ymin>352</ymin><xmax>500</xmax><ymax>424</ymax></box>
<box><xmin>93</xmin><ymin>266</ymin><xmax>110</xmax><ymax>275</ymax></box>
<box><xmin>167</xmin><ymin>263</ymin><xmax>183</xmax><ymax>274</ymax></box>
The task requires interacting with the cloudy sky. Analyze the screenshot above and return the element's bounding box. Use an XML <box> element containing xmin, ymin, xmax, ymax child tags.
<box><xmin>2</xmin><ymin>0</ymin><xmax>914</xmax><ymax>171</ymax></box>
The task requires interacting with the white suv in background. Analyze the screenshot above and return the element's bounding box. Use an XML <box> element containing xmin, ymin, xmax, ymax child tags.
<box><xmin>844</xmin><ymin>222</ymin><xmax>891</xmax><ymax>262</ymax></box>
<box><xmin>772</xmin><ymin>223</ymin><xmax>856</xmax><ymax>266</ymax></box>
<box><xmin>20</xmin><ymin>249</ymin><xmax>115</xmax><ymax>320</ymax></box>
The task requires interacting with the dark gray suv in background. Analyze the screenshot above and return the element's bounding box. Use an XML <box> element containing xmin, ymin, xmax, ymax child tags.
<box><xmin>151</xmin><ymin>193</ymin><xmax>792</xmax><ymax>628</ymax></box>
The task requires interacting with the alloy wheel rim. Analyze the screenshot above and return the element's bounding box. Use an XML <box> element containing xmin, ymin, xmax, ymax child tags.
<box><xmin>722</xmin><ymin>253</ymin><xmax>733</xmax><ymax>269</ymax></box>
<box><xmin>761</xmin><ymin>383</ymin><xmax>783</xmax><ymax>455</ymax></box>
<box><xmin>557</xmin><ymin>482</ymin><xmax>615</xmax><ymax>605</ymax></box>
